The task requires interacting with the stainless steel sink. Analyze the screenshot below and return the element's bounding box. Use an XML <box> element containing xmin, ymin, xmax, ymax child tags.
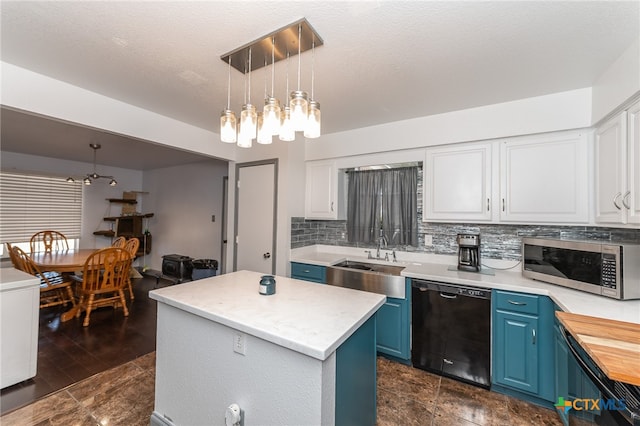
<box><xmin>327</xmin><ymin>260</ymin><xmax>406</xmax><ymax>298</ymax></box>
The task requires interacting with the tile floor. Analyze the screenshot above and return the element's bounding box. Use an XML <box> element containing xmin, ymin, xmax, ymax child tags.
<box><xmin>1</xmin><ymin>353</ymin><xmax>584</xmax><ymax>426</ymax></box>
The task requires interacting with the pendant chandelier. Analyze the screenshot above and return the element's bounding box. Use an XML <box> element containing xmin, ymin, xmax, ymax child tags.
<box><xmin>220</xmin><ymin>18</ymin><xmax>323</xmax><ymax>147</ymax></box>
<box><xmin>66</xmin><ymin>143</ymin><xmax>117</xmax><ymax>186</ymax></box>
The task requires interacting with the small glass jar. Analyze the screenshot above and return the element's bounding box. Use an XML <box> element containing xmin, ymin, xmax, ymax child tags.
<box><xmin>259</xmin><ymin>275</ymin><xmax>276</xmax><ymax>295</ymax></box>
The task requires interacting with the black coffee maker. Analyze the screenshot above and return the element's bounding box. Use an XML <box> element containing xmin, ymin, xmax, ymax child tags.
<box><xmin>457</xmin><ymin>233</ymin><xmax>481</xmax><ymax>272</ymax></box>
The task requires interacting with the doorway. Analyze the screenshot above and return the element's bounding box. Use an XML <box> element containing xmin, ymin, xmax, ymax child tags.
<box><xmin>234</xmin><ymin>159</ymin><xmax>278</xmax><ymax>274</ymax></box>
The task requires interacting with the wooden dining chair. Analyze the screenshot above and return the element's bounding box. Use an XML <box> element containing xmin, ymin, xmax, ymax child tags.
<box><xmin>111</xmin><ymin>236</ymin><xmax>127</xmax><ymax>248</ymax></box>
<box><xmin>30</xmin><ymin>230</ymin><xmax>69</xmax><ymax>253</ymax></box>
<box><xmin>11</xmin><ymin>246</ymin><xmax>76</xmax><ymax>309</ymax></box>
<box><xmin>5</xmin><ymin>242</ymin><xmax>20</xmax><ymax>268</ymax></box>
<box><xmin>75</xmin><ymin>247</ymin><xmax>131</xmax><ymax>327</ymax></box>
<box><xmin>123</xmin><ymin>238</ymin><xmax>140</xmax><ymax>300</ymax></box>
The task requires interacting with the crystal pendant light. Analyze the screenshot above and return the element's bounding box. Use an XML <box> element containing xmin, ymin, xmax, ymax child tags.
<box><xmin>290</xmin><ymin>23</ymin><xmax>308</xmax><ymax>132</ymax></box>
<box><xmin>279</xmin><ymin>53</ymin><xmax>295</xmax><ymax>141</ymax></box>
<box><xmin>304</xmin><ymin>41</ymin><xmax>321</xmax><ymax>139</ymax></box>
<box><xmin>263</xmin><ymin>37</ymin><xmax>281</xmax><ymax>136</ymax></box>
<box><xmin>220</xmin><ymin>58</ymin><xmax>237</xmax><ymax>143</ymax></box>
<box><xmin>238</xmin><ymin>49</ymin><xmax>256</xmax><ymax>148</ymax></box>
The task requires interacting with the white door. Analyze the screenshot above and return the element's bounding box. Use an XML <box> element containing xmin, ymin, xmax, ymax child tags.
<box><xmin>235</xmin><ymin>161</ymin><xmax>277</xmax><ymax>274</ymax></box>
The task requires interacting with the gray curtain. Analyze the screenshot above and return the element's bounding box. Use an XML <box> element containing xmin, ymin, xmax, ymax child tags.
<box><xmin>347</xmin><ymin>167</ymin><xmax>418</xmax><ymax>246</ymax></box>
<box><xmin>381</xmin><ymin>167</ymin><xmax>418</xmax><ymax>246</ymax></box>
<box><xmin>347</xmin><ymin>169</ymin><xmax>382</xmax><ymax>244</ymax></box>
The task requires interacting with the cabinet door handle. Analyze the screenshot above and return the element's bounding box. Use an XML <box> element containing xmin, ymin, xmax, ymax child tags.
<box><xmin>622</xmin><ymin>191</ymin><xmax>631</xmax><ymax>209</ymax></box>
<box><xmin>487</xmin><ymin>198</ymin><xmax>490</xmax><ymax>211</ymax></box>
<box><xmin>613</xmin><ymin>192</ymin><xmax>622</xmax><ymax>210</ymax></box>
<box><xmin>532</xmin><ymin>329</ymin><xmax>536</xmax><ymax>345</ymax></box>
<box><xmin>508</xmin><ymin>300</ymin><xmax>526</xmax><ymax>306</ymax></box>
<box><xmin>502</xmin><ymin>198</ymin><xmax>505</xmax><ymax>212</ymax></box>
<box><xmin>331</xmin><ymin>202</ymin><xmax>334</xmax><ymax>212</ymax></box>
<box><xmin>443</xmin><ymin>358</ymin><xmax>454</xmax><ymax>365</ymax></box>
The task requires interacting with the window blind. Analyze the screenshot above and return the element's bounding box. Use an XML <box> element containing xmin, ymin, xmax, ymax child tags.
<box><xmin>0</xmin><ymin>171</ymin><xmax>83</xmax><ymax>243</ymax></box>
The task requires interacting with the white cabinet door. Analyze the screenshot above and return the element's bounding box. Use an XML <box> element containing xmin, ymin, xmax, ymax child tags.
<box><xmin>595</xmin><ymin>112</ymin><xmax>627</xmax><ymax>224</ymax></box>
<box><xmin>423</xmin><ymin>143</ymin><xmax>492</xmax><ymax>222</ymax></box>
<box><xmin>627</xmin><ymin>100</ymin><xmax>640</xmax><ymax>225</ymax></box>
<box><xmin>500</xmin><ymin>131</ymin><xmax>589</xmax><ymax>223</ymax></box>
<box><xmin>305</xmin><ymin>161</ymin><xmax>338</xmax><ymax>219</ymax></box>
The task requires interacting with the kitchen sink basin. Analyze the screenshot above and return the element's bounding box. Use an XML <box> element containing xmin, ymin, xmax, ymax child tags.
<box><xmin>327</xmin><ymin>260</ymin><xmax>406</xmax><ymax>298</ymax></box>
<box><xmin>332</xmin><ymin>260</ymin><xmax>405</xmax><ymax>276</ymax></box>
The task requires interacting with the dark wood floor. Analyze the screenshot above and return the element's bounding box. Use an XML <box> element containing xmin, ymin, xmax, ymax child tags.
<box><xmin>0</xmin><ymin>275</ymin><xmax>164</xmax><ymax>415</ymax></box>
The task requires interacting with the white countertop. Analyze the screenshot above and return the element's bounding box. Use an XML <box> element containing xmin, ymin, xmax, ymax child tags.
<box><xmin>149</xmin><ymin>270</ymin><xmax>386</xmax><ymax>361</ymax></box>
<box><xmin>0</xmin><ymin>267</ymin><xmax>40</xmax><ymax>291</ymax></box>
<box><xmin>291</xmin><ymin>245</ymin><xmax>640</xmax><ymax>325</ymax></box>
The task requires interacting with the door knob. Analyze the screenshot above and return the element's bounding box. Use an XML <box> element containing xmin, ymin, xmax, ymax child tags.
<box><xmin>263</xmin><ymin>252</ymin><xmax>271</xmax><ymax>259</ymax></box>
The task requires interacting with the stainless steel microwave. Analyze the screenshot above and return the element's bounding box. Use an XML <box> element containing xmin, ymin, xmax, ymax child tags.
<box><xmin>522</xmin><ymin>237</ymin><xmax>640</xmax><ymax>300</ymax></box>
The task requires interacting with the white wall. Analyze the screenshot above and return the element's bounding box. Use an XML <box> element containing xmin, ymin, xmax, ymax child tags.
<box><xmin>306</xmin><ymin>88</ymin><xmax>592</xmax><ymax>161</ymax></box>
<box><xmin>143</xmin><ymin>159</ymin><xmax>229</xmax><ymax>271</ymax></box>
<box><xmin>1</xmin><ymin>151</ymin><xmax>143</xmax><ymax>249</ymax></box>
<box><xmin>592</xmin><ymin>37</ymin><xmax>640</xmax><ymax>125</ymax></box>
<box><xmin>229</xmin><ymin>141</ymin><xmax>306</xmax><ymax>277</ymax></box>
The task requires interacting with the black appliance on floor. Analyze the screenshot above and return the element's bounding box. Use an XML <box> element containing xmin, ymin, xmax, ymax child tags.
<box><xmin>411</xmin><ymin>279</ymin><xmax>491</xmax><ymax>388</ymax></box>
<box><xmin>161</xmin><ymin>254</ymin><xmax>193</xmax><ymax>283</ymax></box>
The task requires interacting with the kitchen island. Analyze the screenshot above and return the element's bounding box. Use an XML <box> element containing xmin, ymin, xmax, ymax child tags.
<box><xmin>149</xmin><ymin>270</ymin><xmax>385</xmax><ymax>426</ymax></box>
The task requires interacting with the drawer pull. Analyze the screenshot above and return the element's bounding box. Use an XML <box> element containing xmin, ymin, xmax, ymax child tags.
<box><xmin>443</xmin><ymin>358</ymin><xmax>454</xmax><ymax>365</ymax></box>
<box><xmin>507</xmin><ymin>300</ymin><xmax>526</xmax><ymax>306</ymax></box>
<box><xmin>440</xmin><ymin>293</ymin><xmax>457</xmax><ymax>299</ymax></box>
<box><xmin>304</xmin><ymin>270</ymin><xmax>310</xmax><ymax>273</ymax></box>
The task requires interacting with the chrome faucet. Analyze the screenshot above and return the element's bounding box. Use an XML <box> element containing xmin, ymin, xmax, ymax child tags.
<box><xmin>376</xmin><ymin>231</ymin><xmax>387</xmax><ymax>259</ymax></box>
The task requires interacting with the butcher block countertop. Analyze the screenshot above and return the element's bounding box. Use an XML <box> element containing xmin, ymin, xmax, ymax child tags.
<box><xmin>556</xmin><ymin>311</ymin><xmax>640</xmax><ymax>386</ymax></box>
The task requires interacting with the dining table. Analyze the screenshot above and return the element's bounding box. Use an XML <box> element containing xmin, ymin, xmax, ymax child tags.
<box><xmin>29</xmin><ymin>248</ymin><xmax>97</xmax><ymax>321</ymax></box>
<box><xmin>29</xmin><ymin>248</ymin><xmax>96</xmax><ymax>274</ymax></box>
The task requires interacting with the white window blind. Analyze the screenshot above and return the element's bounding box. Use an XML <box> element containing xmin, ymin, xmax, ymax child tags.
<box><xmin>0</xmin><ymin>171</ymin><xmax>83</xmax><ymax>243</ymax></box>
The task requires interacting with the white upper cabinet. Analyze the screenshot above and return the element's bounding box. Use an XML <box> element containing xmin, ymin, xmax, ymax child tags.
<box><xmin>305</xmin><ymin>161</ymin><xmax>345</xmax><ymax>220</ymax></box>
<box><xmin>596</xmin><ymin>101</ymin><xmax>640</xmax><ymax>225</ymax></box>
<box><xmin>423</xmin><ymin>143</ymin><xmax>493</xmax><ymax>222</ymax></box>
<box><xmin>626</xmin><ymin>100</ymin><xmax>640</xmax><ymax>225</ymax></box>
<box><xmin>595</xmin><ymin>111</ymin><xmax>628</xmax><ymax>224</ymax></box>
<box><xmin>499</xmin><ymin>131</ymin><xmax>589</xmax><ymax>223</ymax></box>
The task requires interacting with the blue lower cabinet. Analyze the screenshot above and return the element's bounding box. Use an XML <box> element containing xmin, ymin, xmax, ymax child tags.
<box><xmin>291</xmin><ymin>262</ymin><xmax>326</xmax><ymax>284</ymax></box>
<box><xmin>554</xmin><ymin>309</ymin><xmax>600</xmax><ymax>425</ymax></box>
<box><xmin>335</xmin><ymin>315</ymin><xmax>376</xmax><ymax>426</ymax></box>
<box><xmin>492</xmin><ymin>290</ymin><xmax>555</xmax><ymax>405</ymax></box>
<box><xmin>375</xmin><ymin>278</ymin><xmax>411</xmax><ymax>361</ymax></box>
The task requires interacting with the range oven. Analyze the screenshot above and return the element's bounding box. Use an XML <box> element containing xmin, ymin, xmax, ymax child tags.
<box><xmin>560</xmin><ymin>325</ymin><xmax>640</xmax><ymax>425</ymax></box>
<box><xmin>522</xmin><ymin>238</ymin><xmax>640</xmax><ymax>300</ymax></box>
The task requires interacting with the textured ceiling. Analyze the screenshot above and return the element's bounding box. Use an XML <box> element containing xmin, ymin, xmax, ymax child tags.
<box><xmin>1</xmin><ymin>1</ymin><xmax>639</xmax><ymax>169</ymax></box>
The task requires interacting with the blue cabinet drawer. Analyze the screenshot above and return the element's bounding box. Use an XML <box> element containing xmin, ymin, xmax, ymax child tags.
<box><xmin>495</xmin><ymin>290</ymin><xmax>539</xmax><ymax>315</ymax></box>
<box><xmin>291</xmin><ymin>262</ymin><xmax>326</xmax><ymax>283</ymax></box>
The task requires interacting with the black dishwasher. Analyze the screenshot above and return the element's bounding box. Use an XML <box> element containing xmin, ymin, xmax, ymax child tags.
<box><xmin>411</xmin><ymin>280</ymin><xmax>491</xmax><ymax>388</ymax></box>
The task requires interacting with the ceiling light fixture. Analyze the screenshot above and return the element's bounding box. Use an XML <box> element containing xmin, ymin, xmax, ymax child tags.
<box><xmin>219</xmin><ymin>18</ymin><xmax>323</xmax><ymax>145</ymax></box>
<box><xmin>67</xmin><ymin>143</ymin><xmax>117</xmax><ymax>186</ymax></box>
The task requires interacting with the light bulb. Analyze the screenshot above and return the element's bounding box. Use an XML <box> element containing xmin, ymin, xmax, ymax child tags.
<box><xmin>290</xmin><ymin>91</ymin><xmax>308</xmax><ymax>132</ymax></box>
<box><xmin>304</xmin><ymin>101</ymin><xmax>321</xmax><ymax>139</ymax></box>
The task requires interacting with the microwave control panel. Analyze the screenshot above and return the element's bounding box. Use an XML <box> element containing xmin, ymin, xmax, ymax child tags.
<box><xmin>601</xmin><ymin>253</ymin><xmax>617</xmax><ymax>289</ymax></box>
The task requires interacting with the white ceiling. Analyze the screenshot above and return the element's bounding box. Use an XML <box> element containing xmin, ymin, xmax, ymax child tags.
<box><xmin>1</xmin><ymin>1</ymin><xmax>639</xmax><ymax>170</ymax></box>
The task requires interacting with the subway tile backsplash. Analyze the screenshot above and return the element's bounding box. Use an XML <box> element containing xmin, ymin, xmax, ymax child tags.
<box><xmin>291</xmin><ymin>218</ymin><xmax>640</xmax><ymax>260</ymax></box>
